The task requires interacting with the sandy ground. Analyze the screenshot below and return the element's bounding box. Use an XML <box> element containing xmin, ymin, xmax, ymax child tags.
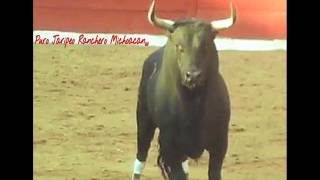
<box><xmin>33</xmin><ymin>45</ymin><xmax>286</xmax><ymax>180</ymax></box>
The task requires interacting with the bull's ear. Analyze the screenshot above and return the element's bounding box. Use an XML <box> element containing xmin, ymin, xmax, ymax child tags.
<box><xmin>165</xmin><ymin>31</ymin><xmax>172</xmax><ymax>40</ymax></box>
<box><xmin>212</xmin><ymin>31</ymin><xmax>217</xmax><ymax>39</ymax></box>
<box><xmin>208</xmin><ymin>28</ymin><xmax>218</xmax><ymax>39</ymax></box>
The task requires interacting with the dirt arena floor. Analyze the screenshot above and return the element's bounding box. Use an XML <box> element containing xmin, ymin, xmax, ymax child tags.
<box><xmin>34</xmin><ymin>44</ymin><xmax>286</xmax><ymax>180</ymax></box>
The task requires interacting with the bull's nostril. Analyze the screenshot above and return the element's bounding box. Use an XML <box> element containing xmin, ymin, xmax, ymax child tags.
<box><xmin>186</xmin><ymin>72</ymin><xmax>191</xmax><ymax>78</ymax></box>
<box><xmin>193</xmin><ymin>71</ymin><xmax>201</xmax><ymax>80</ymax></box>
<box><xmin>195</xmin><ymin>72</ymin><xmax>201</xmax><ymax>78</ymax></box>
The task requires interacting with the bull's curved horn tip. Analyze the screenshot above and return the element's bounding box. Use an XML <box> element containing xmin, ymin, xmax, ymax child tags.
<box><xmin>147</xmin><ymin>0</ymin><xmax>175</xmax><ymax>31</ymax></box>
<box><xmin>210</xmin><ymin>1</ymin><xmax>237</xmax><ymax>31</ymax></box>
<box><xmin>230</xmin><ymin>2</ymin><xmax>237</xmax><ymax>23</ymax></box>
<box><xmin>147</xmin><ymin>0</ymin><xmax>156</xmax><ymax>25</ymax></box>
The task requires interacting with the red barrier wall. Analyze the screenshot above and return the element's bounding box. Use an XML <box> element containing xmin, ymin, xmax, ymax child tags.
<box><xmin>33</xmin><ymin>0</ymin><xmax>286</xmax><ymax>39</ymax></box>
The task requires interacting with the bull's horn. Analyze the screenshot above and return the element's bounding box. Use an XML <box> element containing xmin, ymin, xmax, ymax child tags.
<box><xmin>148</xmin><ymin>0</ymin><xmax>175</xmax><ymax>31</ymax></box>
<box><xmin>211</xmin><ymin>2</ymin><xmax>237</xmax><ymax>31</ymax></box>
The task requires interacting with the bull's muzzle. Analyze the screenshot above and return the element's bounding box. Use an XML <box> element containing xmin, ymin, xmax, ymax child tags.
<box><xmin>184</xmin><ymin>70</ymin><xmax>202</xmax><ymax>89</ymax></box>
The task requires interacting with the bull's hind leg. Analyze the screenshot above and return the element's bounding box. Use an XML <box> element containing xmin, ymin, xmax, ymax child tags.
<box><xmin>132</xmin><ymin>112</ymin><xmax>156</xmax><ymax>180</ymax></box>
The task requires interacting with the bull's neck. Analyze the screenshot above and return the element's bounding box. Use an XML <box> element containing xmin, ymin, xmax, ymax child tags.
<box><xmin>158</xmin><ymin>44</ymin><xmax>182</xmax><ymax>96</ymax></box>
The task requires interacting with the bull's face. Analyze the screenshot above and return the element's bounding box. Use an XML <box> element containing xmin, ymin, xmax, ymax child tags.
<box><xmin>169</xmin><ymin>23</ymin><xmax>215</xmax><ymax>89</ymax></box>
<box><xmin>147</xmin><ymin>0</ymin><xmax>236</xmax><ymax>90</ymax></box>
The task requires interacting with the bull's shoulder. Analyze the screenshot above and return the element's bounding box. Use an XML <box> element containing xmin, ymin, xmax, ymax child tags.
<box><xmin>139</xmin><ymin>47</ymin><xmax>163</xmax><ymax>91</ymax></box>
<box><xmin>137</xmin><ymin>47</ymin><xmax>164</xmax><ymax>116</ymax></box>
<box><xmin>139</xmin><ymin>47</ymin><xmax>164</xmax><ymax>85</ymax></box>
<box><xmin>142</xmin><ymin>47</ymin><xmax>164</xmax><ymax>72</ymax></box>
<box><xmin>207</xmin><ymin>73</ymin><xmax>231</xmax><ymax>114</ymax></box>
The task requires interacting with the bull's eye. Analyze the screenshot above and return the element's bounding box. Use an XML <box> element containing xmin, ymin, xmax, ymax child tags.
<box><xmin>176</xmin><ymin>44</ymin><xmax>184</xmax><ymax>53</ymax></box>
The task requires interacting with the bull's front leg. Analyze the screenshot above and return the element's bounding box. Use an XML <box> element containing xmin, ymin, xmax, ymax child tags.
<box><xmin>131</xmin><ymin>102</ymin><xmax>156</xmax><ymax>180</ymax></box>
<box><xmin>208</xmin><ymin>135</ymin><xmax>228</xmax><ymax>180</ymax></box>
<box><xmin>131</xmin><ymin>120</ymin><xmax>156</xmax><ymax>180</ymax></box>
<box><xmin>208</xmin><ymin>153</ymin><xmax>224</xmax><ymax>180</ymax></box>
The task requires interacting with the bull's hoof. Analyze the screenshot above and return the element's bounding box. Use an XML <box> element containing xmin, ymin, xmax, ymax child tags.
<box><xmin>132</xmin><ymin>174</ymin><xmax>141</xmax><ymax>180</ymax></box>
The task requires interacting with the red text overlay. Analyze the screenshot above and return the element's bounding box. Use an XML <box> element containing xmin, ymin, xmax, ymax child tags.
<box><xmin>34</xmin><ymin>34</ymin><xmax>150</xmax><ymax>47</ymax></box>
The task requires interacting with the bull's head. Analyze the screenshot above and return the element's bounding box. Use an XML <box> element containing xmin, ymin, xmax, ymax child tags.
<box><xmin>148</xmin><ymin>0</ymin><xmax>236</xmax><ymax>89</ymax></box>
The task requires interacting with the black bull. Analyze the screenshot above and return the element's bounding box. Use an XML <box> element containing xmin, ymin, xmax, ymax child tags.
<box><xmin>133</xmin><ymin>1</ymin><xmax>236</xmax><ymax>180</ymax></box>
